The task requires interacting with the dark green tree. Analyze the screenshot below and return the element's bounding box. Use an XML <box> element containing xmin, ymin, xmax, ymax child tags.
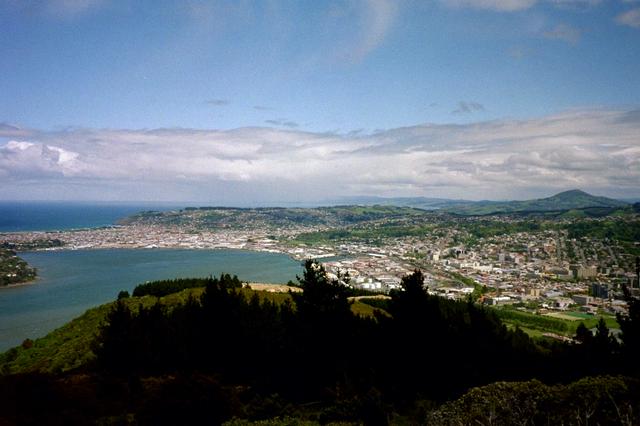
<box><xmin>94</xmin><ymin>300</ymin><xmax>134</xmax><ymax>374</ymax></box>
<box><xmin>388</xmin><ymin>269</ymin><xmax>436</xmax><ymax>329</ymax></box>
<box><xmin>575</xmin><ymin>322</ymin><xmax>592</xmax><ymax>344</ymax></box>
<box><xmin>593</xmin><ymin>317</ymin><xmax>619</xmax><ymax>361</ymax></box>
<box><xmin>291</xmin><ymin>259</ymin><xmax>352</xmax><ymax>321</ymax></box>
<box><xmin>287</xmin><ymin>260</ymin><xmax>357</xmax><ymax>399</ymax></box>
<box><xmin>618</xmin><ymin>285</ymin><xmax>640</xmax><ymax>375</ymax></box>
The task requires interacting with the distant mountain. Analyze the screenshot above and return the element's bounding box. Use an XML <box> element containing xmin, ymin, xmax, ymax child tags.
<box><xmin>333</xmin><ymin>196</ymin><xmax>470</xmax><ymax>210</ymax></box>
<box><xmin>445</xmin><ymin>189</ymin><xmax>629</xmax><ymax>216</ymax></box>
<box><xmin>620</xmin><ymin>197</ymin><xmax>640</xmax><ymax>204</ymax></box>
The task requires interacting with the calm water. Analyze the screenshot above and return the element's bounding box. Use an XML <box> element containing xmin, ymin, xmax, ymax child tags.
<box><xmin>0</xmin><ymin>249</ymin><xmax>302</xmax><ymax>351</ymax></box>
<box><xmin>0</xmin><ymin>201</ymin><xmax>180</xmax><ymax>232</ymax></box>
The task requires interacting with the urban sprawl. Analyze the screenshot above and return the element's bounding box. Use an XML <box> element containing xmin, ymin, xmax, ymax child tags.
<box><xmin>2</xmin><ymin>207</ymin><xmax>638</xmax><ymax>324</ymax></box>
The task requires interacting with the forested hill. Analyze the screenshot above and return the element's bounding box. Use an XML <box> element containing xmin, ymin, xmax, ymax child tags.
<box><xmin>445</xmin><ymin>189</ymin><xmax>628</xmax><ymax>216</ymax></box>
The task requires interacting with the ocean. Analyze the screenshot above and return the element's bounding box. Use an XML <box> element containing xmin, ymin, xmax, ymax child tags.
<box><xmin>0</xmin><ymin>202</ymin><xmax>303</xmax><ymax>351</ymax></box>
<box><xmin>0</xmin><ymin>201</ymin><xmax>180</xmax><ymax>232</ymax></box>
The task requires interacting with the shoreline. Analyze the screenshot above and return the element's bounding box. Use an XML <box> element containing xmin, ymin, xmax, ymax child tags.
<box><xmin>0</xmin><ymin>277</ymin><xmax>39</xmax><ymax>290</ymax></box>
<box><xmin>0</xmin><ymin>221</ymin><xmax>336</xmax><ymax>264</ymax></box>
<box><xmin>17</xmin><ymin>245</ymin><xmax>308</xmax><ymax>264</ymax></box>
<box><xmin>1</xmin><ymin>224</ymin><xmax>413</xmax><ymax>295</ymax></box>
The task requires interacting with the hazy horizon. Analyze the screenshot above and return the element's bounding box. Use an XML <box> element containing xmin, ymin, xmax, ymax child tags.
<box><xmin>0</xmin><ymin>187</ymin><xmax>636</xmax><ymax>207</ymax></box>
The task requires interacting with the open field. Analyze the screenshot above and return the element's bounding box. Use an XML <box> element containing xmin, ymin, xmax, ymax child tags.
<box><xmin>493</xmin><ymin>307</ymin><xmax>620</xmax><ymax>338</ymax></box>
<box><xmin>546</xmin><ymin>312</ymin><xmax>586</xmax><ymax>321</ymax></box>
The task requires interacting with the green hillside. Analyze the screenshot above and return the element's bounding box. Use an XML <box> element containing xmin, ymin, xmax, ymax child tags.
<box><xmin>0</xmin><ymin>288</ymin><xmax>207</xmax><ymax>375</ymax></box>
<box><xmin>119</xmin><ymin>205</ymin><xmax>430</xmax><ymax>229</ymax></box>
<box><xmin>0</xmin><ymin>284</ymin><xmax>379</xmax><ymax>375</ymax></box>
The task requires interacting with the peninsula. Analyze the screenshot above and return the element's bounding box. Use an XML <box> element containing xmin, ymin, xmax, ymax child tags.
<box><xmin>0</xmin><ymin>248</ymin><xmax>36</xmax><ymax>287</ymax></box>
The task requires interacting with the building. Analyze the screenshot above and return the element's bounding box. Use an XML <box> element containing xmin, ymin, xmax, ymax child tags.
<box><xmin>572</xmin><ymin>294</ymin><xmax>593</xmax><ymax>306</ymax></box>
<box><xmin>572</xmin><ymin>265</ymin><xmax>598</xmax><ymax>279</ymax></box>
<box><xmin>591</xmin><ymin>283</ymin><xmax>609</xmax><ymax>299</ymax></box>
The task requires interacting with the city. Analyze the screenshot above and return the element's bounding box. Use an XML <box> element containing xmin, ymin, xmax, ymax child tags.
<box><xmin>2</xmin><ymin>205</ymin><xmax>638</xmax><ymax>328</ymax></box>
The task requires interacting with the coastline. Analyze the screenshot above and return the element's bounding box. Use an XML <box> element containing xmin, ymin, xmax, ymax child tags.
<box><xmin>0</xmin><ymin>278</ymin><xmax>39</xmax><ymax>290</ymax></box>
<box><xmin>0</xmin><ymin>231</ymin><xmax>312</xmax><ymax>261</ymax></box>
<box><xmin>17</xmin><ymin>245</ymin><xmax>307</xmax><ymax>265</ymax></box>
<box><xmin>0</xmin><ymin>207</ymin><xmax>340</xmax><ymax>263</ymax></box>
<box><xmin>0</xmin><ymin>222</ymin><xmax>413</xmax><ymax>295</ymax></box>
<box><xmin>0</xmin><ymin>247</ymin><xmax>38</xmax><ymax>290</ymax></box>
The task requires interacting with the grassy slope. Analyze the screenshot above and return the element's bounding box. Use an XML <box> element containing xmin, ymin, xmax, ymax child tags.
<box><xmin>7</xmin><ymin>278</ymin><xmax>622</xmax><ymax>374</ymax></box>
<box><xmin>0</xmin><ymin>288</ymin><xmax>206</xmax><ymax>375</ymax></box>
<box><xmin>494</xmin><ymin>306</ymin><xmax>619</xmax><ymax>338</ymax></box>
<box><xmin>0</xmin><ymin>288</ymin><xmax>381</xmax><ymax>375</ymax></box>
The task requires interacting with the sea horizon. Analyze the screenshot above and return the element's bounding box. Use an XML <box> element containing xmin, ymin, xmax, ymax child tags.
<box><xmin>0</xmin><ymin>201</ymin><xmax>182</xmax><ymax>233</ymax></box>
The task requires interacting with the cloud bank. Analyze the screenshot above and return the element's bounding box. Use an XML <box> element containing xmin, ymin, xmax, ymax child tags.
<box><xmin>1</xmin><ymin>109</ymin><xmax>638</xmax><ymax>202</ymax></box>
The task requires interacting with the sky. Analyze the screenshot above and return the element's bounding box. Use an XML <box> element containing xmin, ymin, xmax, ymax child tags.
<box><xmin>1</xmin><ymin>0</ymin><xmax>639</xmax><ymax>203</ymax></box>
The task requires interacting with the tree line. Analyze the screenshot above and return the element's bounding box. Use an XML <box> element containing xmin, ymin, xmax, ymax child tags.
<box><xmin>87</xmin><ymin>260</ymin><xmax>640</xmax><ymax>423</ymax></box>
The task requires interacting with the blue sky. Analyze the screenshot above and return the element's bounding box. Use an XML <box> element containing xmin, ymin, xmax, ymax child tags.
<box><xmin>1</xmin><ymin>0</ymin><xmax>639</xmax><ymax>202</ymax></box>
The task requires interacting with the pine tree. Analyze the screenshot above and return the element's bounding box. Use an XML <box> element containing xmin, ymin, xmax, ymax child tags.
<box><xmin>618</xmin><ymin>285</ymin><xmax>640</xmax><ymax>374</ymax></box>
<box><xmin>575</xmin><ymin>322</ymin><xmax>592</xmax><ymax>344</ymax></box>
<box><xmin>94</xmin><ymin>300</ymin><xmax>134</xmax><ymax>374</ymax></box>
<box><xmin>292</xmin><ymin>259</ymin><xmax>351</xmax><ymax>321</ymax></box>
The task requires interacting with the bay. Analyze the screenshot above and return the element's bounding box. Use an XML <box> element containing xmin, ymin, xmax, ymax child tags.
<box><xmin>0</xmin><ymin>248</ymin><xmax>302</xmax><ymax>351</ymax></box>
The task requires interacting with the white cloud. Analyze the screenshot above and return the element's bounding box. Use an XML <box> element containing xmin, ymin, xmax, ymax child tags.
<box><xmin>548</xmin><ymin>0</ymin><xmax>602</xmax><ymax>10</ymax></box>
<box><xmin>0</xmin><ymin>0</ymin><xmax>106</xmax><ymax>19</ymax></box>
<box><xmin>440</xmin><ymin>0</ymin><xmax>537</xmax><ymax>12</ymax></box>
<box><xmin>45</xmin><ymin>145</ymin><xmax>81</xmax><ymax>169</ymax></box>
<box><xmin>442</xmin><ymin>0</ymin><xmax>597</xmax><ymax>12</ymax></box>
<box><xmin>329</xmin><ymin>0</ymin><xmax>399</xmax><ymax>64</ymax></box>
<box><xmin>350</xmin><ymin>0</ymin><xmax>398</xmax><ymax>61</ymax></box>
<box><xmin>0</xmin><ymin>140</ymin><xmax>83</xmax><ymax>178</ymax></box>
<box><xmin>4</xmin><ymin>141</ymin><xmax>34</xmax><ymax>151</ymax></box>
<box><xmin>1</xmin><ymin>108</ymin><xmax>639</xmax><ymax>201</ymax></box>
<box><xmin>543</xmin><ymin>23</ymin><xmax>581</xmax><ymax>44</ymax></box>
<box><xmin>617</xmin><ymin>9</ymin><xmax>640</xmax><ymax>28</ymax></box>
<box><xmin>45</xmin><ymin>0</ymin><xmax>105</xmax><ymax>18</ymax></box>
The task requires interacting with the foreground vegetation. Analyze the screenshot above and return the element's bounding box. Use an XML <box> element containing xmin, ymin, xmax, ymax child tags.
<box><xmin>1</xmin><ymin>261</ymin><xmax>640</xmax><ymax>424</ymax></box>
<box><xmin>0</xmin><ymin>280</ymin><xmax>377</xmax><ymax>376</ymax></box>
